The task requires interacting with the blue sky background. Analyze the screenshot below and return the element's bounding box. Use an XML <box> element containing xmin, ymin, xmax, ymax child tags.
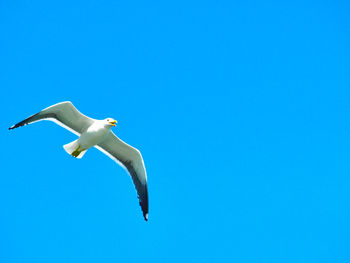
<box><xmin>1</xmin><ymin>0</ymin><xmax>350</xmax><ymax>262</ymax></box>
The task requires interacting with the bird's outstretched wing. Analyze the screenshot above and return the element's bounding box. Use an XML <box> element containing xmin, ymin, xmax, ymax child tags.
<box><xmin>95</xmin><ymin>132</ymin><xmax>148</xmax><ymax>221</ymax></box>
<box><xmin>9</xmin><ymin>101</ymin><xmax>94</xmax><ymax>135</ymax></box>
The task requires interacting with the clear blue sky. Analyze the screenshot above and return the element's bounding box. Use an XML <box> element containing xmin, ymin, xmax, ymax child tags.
<box><xmin>1</xmin><ymin>0</ymin><xmax>350</xmax><ymax>262</ymax></box>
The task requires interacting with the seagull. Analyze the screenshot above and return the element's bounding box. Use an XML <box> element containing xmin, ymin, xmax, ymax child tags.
<box><xmin>9</xmin><ymin>101</ymin><xmax>148</xmax><ymax>221</ymax></box>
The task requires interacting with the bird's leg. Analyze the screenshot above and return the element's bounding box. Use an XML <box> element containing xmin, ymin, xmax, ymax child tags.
<box><xmin>71</xmin><ymin>146</ymin><xmax>82</xmax><ymax>158</ymax></box>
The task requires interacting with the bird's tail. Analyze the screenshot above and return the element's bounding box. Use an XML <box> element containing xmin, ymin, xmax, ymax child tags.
<box><xmin>63</xmin><ymin>140</ymin><xmax>87</xmax><ymax>159</ymax></box>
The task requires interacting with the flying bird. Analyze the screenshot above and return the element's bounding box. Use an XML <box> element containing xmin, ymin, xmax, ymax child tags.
<box><xmin>9</xmin><ymin>101</ymin><xmax>148</xmax><ymax>221</ymax></box>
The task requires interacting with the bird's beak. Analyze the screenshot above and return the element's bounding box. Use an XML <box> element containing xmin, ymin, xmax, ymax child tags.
<box><xmin>109</xmin><ymin>120</ymin><xmax>117</xmax><ymax>126</ymax></box>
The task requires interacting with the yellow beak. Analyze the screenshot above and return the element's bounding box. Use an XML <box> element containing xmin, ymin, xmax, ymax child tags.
<box><xmin>109</xmin><ymin>120</ymin><xmax>117</xmax><ymax>126</ymax></box>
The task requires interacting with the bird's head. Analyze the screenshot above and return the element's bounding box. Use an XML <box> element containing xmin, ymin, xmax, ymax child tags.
<box><xmin>104</xmin><ymin>118</ymin><xmax>118</xmax><ymax>127</ymax></box>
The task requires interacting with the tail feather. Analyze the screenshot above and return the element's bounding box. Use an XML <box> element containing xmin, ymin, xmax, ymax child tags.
<box><xmin>63</xmin><ymin>140</ymin><xmax>87</xmax><ymax>159</ymax></box>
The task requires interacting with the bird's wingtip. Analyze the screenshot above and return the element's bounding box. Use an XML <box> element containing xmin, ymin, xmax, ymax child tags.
<box><xmin>144</xmin><ymin>213</ymin><xmax>148</xmax><ymax>221</ymax></box>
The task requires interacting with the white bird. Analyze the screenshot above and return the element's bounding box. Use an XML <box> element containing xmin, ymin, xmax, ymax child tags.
<box><xmin>9</xmin><ymin>101</ymin><xmax>148</xmax><ymax>221</ymax></box>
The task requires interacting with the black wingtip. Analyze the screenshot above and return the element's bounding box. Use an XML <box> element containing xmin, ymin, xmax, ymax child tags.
<box><xmin>9</xmin><ymin>124</ymin><xmax>20</xmax><ymax>130</ymax></box>
<box><xmin>144</xmin><ymin>213</ymin><xmax>148</xmax><ymax>221</ymax></box>
<box><xmin>8</xmin><ymin>112</ymin><xmax>41</xmax><ymax>131</ymax></box>
<box><xmin>8</xmin><ymin>123</ymin><xmax>22</xmax><ymax>130</ymax></box>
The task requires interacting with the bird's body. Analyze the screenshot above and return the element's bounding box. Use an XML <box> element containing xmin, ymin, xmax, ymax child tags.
<box><xmin>63</xmin><ymin>119</ymin><xmax>116</xmax><ymax>159</ymax></box>
<box><xmin>65</xmin><ymin>119</ymin><xmax>115</xmax><ymax>158</ymax></box>
<box><xmin>9</xmin><ymin>102</ymin><xmax>148</xmax><ymax>221</ymax></box>
<box><xmin>79</xmin><ymin>120</ymin><xmax>112</xmax><ymax>149</ymax></box>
